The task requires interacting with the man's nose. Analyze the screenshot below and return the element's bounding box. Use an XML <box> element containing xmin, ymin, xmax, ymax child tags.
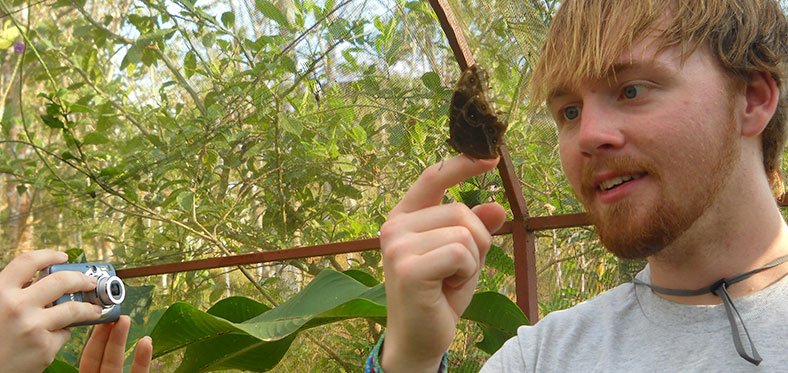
<box><xmin>576</xmin><ymin>103</ymin><xmax>626</xmax><ymax>157</ymax></box>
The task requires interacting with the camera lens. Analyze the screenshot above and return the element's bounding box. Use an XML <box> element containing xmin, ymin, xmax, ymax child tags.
<box><xmin>111</xmin><ymin>282</ymin><xmax>121</xmax><ymax>297</ymax></box>
<box><xmin>96</xmin><ymin>275</ymin><xmax>125</xmax><ymax>305</ymax></box>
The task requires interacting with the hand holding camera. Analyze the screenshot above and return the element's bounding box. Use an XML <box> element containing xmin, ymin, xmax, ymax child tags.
<box><xmin>0</xmin><ymin>250</ymin><xmax>151</xmax><ymax>372</ymax></box>
<box><xmin>43</xmin><ymin>262</ymin><xmax>126</xmax><ymax>326</ymax></box>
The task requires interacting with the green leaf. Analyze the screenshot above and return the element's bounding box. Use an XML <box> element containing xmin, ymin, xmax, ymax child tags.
<box><xmin>136</xmin><ymin>28</ymin><xmax>175</xmax><ymax>46</ymax></box>
<box><xmin>420</xmin><ymin>72</ymin><xmax>443</xmax><ymax>93</ymax></box>
<box><xmin>350</xmin><ymin>125</ymin><xmax>367</xmax><ymax>144</ymax></box>
<box><xmin>60</xmin><ymin>151</ymin><xmax>78</xmax><ymax>161</ymax></box>
<box><xmin>281</xmin><ymin>56</ymin><xmax>297</xmax><ymax>74</ymax></box>
<box><xmin>99</xmin><ymin>166</ymin><xmax>123</xmax><ymax>178</ymax></box>
<box><xmin>180</xmin><ymin>333</ymin><xmax>296</xmax><ymax>372</ymax></box>
<box><xmin>459</xmin><ymin>189</ymin><xmax>483</xmax><ymax>208</ymax></box>
<box><xmin>462</xmin><ymin>292</ymin><xmax>529</xmax><ymax>354</ymax></box>
<box><xmin>64</xmin><ymin>248</ymin><xmax>86</xmax><ymax>263</ymax></box>
<box><xmin>124</xmin><ymin>308</ymin><xmax>166</xmax><ymax>371</ymax></box>
<box><xmin>207</xmin><ymin>296</ymin><xmax>271</xmax><ymax>322</ymax></box>
<box><xmin>204</xmin><ymin>90</ymin><xmax>218</xmax><ymax>109</ymax></box>
<box><xmin>184</xmin><ymin>51</ymin><xmax>197</xmax><ymax>78</ymax></box>
<box><xmin>256</xmin><ymin>0</ymin><xmax>290</xmax><ymax>29</ymax></box>
<box><xmin>120</xmin><ymin>44</ymin><xmax>143</xmax><ymax>69</ymax></box>
<box><xmin>279</xmin><ymin>113</ymin><xmax>301</xmax><ymax>136</ymax></box>
<box><xmin>141</xmin><ymin>46</ymin><xmax>159</xmax><ymax>66</ymax></box>
<box><xmin>221</xmin><ymin>11</ymin><xmax>235</xmax><ymax>29</ymax></box>
<box><xmin>67</xmin><ymin>82</ymin><xmax>86</xmax><ymax>90</ymax></box>
<box><xmin>44</xmin><ymin>360</ymin><xmax>77</xmax><ymax>373</ymax></box>
<box><xmin>45</xmin><ymin>101</ymin><xmax>61</xmax><ymax>116</ymax></box>
<box><xmin>161</xmin><ymin>187</ymin><xmax>188</xmax><ymax>208</ymax></box>
<box><xmin>485</xmin><ymin>244</ymin><xmax>515</xmax><ymax>275</ymax></box>
<box><xmin>127</xmin><ymin>14</ymin><xmax>152</xmax><ymax>33</ymax></box>
<box><xmin>82</xmin><ymin>132</ymin><xmax>110</xmax><ymax>145</ymax></box>
<box><xmin>41</xmin><ymin>114</ymin><xmax>64</xmax><ymax>129</ymax></box>
<box><xmin>120</xmin><ymin>284</ymin><xmax>156</xmax><ymax>350</ymax></box>
<box><xmin>202</xmin><ymin>149</ymin><xmax>219</xmax><ymax>170</ymax></box>
<box><xmin>0</xmin><ymin>26</ymin><xmax>20</xmax><ymax>50</ymax></box>
<box><xmin>342</xmin><ymin>269</ymin><xmax>380</xmax><ymax>286</ymax></box>
<box><xmin>342</xmin><ymin>49</ymin><xmax>358</xmax><ymax>68</ymax></box>
<box><xmin>68</xmin><ymin>103</ymin><xmax>92</xmax><ymax>114</ymax></box>
<box><xmin>177</xmin><ymin>191</ymin><xmax>194</xmax><ymax>211</ymax></box>
<box><xmin>209</xmin><ymin>285</ymin><xmax>226</xmax><ymax>304</ymax></box>
<box><xmin>202</xmin><ymin>32</ymin><xmax>216</xmax><ymax>48</ymax></box>
<box><xmin>171</xmin><ymin>297</ymin><xmax>290</xmax><ymax>372</ymax></box>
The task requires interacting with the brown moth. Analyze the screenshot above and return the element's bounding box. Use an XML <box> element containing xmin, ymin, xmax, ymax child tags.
<box><xmin>447</xmin><ymin>64</ymin><xmax>508</xmax><ymax>159</ymax></box>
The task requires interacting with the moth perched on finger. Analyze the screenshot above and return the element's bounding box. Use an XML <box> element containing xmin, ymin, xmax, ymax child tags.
<box><xmin>447</xmin><ymin>65</ymin><xmax>508</xmax><ymax>159</ymax></box>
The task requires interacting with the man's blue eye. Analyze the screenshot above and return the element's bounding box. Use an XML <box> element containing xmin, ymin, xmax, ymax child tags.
<box><xmin>623</xmin><ymin>85</ymin><xmax>640</xmax><ymax>99</ymax></box>
<box><xmin>563</xmin><ymin>106</ymin><xmax>580</xmax><ymax>120</ymax></box>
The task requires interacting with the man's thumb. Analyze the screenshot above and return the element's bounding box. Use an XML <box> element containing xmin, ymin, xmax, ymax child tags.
<box><xmin>471</xmin><ymin>202</ymin><xmax>507</xmax><ymax>234</ymax></box>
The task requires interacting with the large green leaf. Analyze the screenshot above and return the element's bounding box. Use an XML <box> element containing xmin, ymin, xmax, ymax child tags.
<box><xmin>462</xmin><ymin>292</ymin><xmax>529</xmax><ymax>354</ymax></box>
<box><xmin>176</xmin><ymin>297</ymin><xmax>293</xmax><ymax>372</ymax></box>
<box><xmin>150</xmin><ymin>270</ymin><xmax>387</xmax><ymax>371</ymax></box>
<box><xmin>149</xmin><ymin>270</ymin><xmax>526</xmax><ymax>371</ymax></box>
<box><xmin>178</xmin><ymin>333</ymin><xmax>297</xmax><ymax>372</ymax></box>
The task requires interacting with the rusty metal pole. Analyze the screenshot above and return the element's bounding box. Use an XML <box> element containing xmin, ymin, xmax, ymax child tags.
<box><xmin>497</xmin><ymin>145</ymin><xmax>538</xmax><ymax>323</ymax></box>
<box><xmin>116</xmin><ymin>238</ymin><xmax>381</xmax><ymax>279</ymax></box>
<box><xmin>428</xmin><ymin>0</ymin><xmax>475</xmax><ymax>71</ymax></box>
<box><xmin>115</xmin><ymin>214</ymin><xmax>590</xmax><ymax>280</ymax></box>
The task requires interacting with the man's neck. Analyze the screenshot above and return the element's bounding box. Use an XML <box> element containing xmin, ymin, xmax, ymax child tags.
<box><xmin>646</xmin><ymin>187</ymin><xmax>788</xmax><ymax>305</ymax></box>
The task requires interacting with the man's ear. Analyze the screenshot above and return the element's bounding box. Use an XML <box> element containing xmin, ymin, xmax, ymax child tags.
<box><xmin>740</xmin><ymin>71</ymin><xmax>779</xmax><ymax>137</ymax></box>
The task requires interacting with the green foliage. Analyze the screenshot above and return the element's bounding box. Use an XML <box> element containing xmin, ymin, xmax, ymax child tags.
<box><xmin>145</xmin><ymin>269</ymin><xmax>523</xmax><ymax>371</ymax></box>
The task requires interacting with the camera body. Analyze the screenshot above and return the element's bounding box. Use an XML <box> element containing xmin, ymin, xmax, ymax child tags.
<box><xmin>43</xmin><ymin>263</ymin><xmax>125</xmax><ymax>326</ymax></box>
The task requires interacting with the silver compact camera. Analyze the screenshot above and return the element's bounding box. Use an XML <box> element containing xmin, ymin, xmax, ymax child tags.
<box><xmin>43</xmin><ymin>262</ymin><xmax>125</xmax><ymax>326</ymax></box>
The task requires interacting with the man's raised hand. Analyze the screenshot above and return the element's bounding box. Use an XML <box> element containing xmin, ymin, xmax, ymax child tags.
<box><xmin>380</xmin><ymin>155</ymin><xmax>506</xmax><ymax>373</ymax></box>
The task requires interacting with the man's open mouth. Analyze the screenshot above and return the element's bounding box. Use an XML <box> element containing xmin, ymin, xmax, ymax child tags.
<box><xmin>599</xmin><ymin>174</ymin><xmax>643</xmax><ymax>191</ymax></box>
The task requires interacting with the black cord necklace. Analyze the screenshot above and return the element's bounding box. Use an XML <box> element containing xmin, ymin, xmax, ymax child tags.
<box><xmin>632</xmin><ymin>254</ymin><xmax>788</xmax><ymax>366</ymax></box>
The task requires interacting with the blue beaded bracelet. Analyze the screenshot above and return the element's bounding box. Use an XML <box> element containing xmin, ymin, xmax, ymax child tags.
<box><xmin>365</xmin><ymin>333</ymin><xmax>449</xmax><ymax>372</ymax></box>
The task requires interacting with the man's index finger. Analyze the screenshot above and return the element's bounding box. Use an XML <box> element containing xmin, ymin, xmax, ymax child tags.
<box><xmin>391</xmin><ymin>155</ymin><xmax>499</xmax><ymax>215</ymax></box>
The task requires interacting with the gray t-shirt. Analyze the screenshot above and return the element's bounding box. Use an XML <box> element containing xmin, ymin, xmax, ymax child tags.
<box><xmin>482</xmin><ymin>266</ymin><xmax>788</xmax><ymax>372</ymax></box>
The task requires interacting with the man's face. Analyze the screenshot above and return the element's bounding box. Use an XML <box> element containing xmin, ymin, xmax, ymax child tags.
<box><xmin>548</xmin><ymin>39</ymin><xmax>740</xmax><ymax>259</ymax></box>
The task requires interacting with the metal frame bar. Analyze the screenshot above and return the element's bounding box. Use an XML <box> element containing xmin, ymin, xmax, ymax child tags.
<box><xmin>428</xmin><ymin>0</ymin><xmax>475</xmax><ymax>70</ymax></box>
<box><xmin>116</xmin><ymin>213</ymin><xmax>590</xmax><ymax>279</ymax></box>
<box><xmin>496</xmin><ymin>145</ymin><xmax>538</xmax><ymax>322</ymax></box>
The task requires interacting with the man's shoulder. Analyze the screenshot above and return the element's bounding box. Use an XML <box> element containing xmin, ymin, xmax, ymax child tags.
<box><xmin>519</xmin><ymin>281</ymin><xmax>639</xmax><ymax>338</ymax></box>
<box><xmin>484</xmin><ymin>273</ymin><xmax>788</xmax><ymax>371</ymax></box>
<box><xmin>482</xmin><ymin>282</ymin><xmax>643</xmax><ymax>372</ymax></box>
